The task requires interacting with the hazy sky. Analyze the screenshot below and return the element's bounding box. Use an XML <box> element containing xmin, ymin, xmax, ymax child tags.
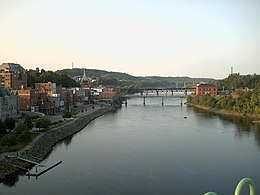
<box><xmin>0</xmin><ymin>0</ymin><xmax>259</xmax><ymax>78</ymax></box>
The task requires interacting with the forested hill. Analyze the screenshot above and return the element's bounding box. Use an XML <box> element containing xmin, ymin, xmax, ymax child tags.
<box><xmin>215</xmin><ymin>73</ymin><xmax>260</xmax><ymax>91</ymax></box>
<box><xmin>56</xmin><ymin>68</ymin><xmax>139</xmax><ymax>81</ymax></box>
<box><xmin>27</xmin><ymin>69</ymin><xmax>80</xmax><ymax>88</ymax></box>
<box><xmin>56</xmin><ymin>68</ymin><xmax>214</xmax><ymax>88</ymax></box>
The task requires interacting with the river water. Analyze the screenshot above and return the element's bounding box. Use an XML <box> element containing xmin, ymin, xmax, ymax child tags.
<box><xmin>1</xmin><ymin>97</ymin><xmax>260</xmax><ymax>195</ymax></box>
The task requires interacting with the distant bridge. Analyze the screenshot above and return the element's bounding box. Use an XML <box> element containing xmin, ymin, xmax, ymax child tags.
<box><xmin>136</xmin><ymin>87</ymin><xmax>196</xmax><ymax>96</ymax></box>
<box><xmin>123</xmin><ymin>87</ymin><xmax>195</xmax><ymax>106</ymax></box>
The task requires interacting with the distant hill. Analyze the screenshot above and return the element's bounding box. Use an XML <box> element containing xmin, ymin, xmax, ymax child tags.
<box><xmin>56</xmin><ymin>68</ymin><xmax>139</xmax><ymax>81</ymax></box>
<box><xmin>215</xmin><ymin>73</ymin><xmax>260</xmax><ymax>91</ymax></box>
<box><xmin>27</xmin><ymin>69</ymin><xmax>80</xmax><ymax>88</ymax></box>
<box><xmin>56</xmin><ymin>68</ymin><xmax>214</xmax><ymax>88</ymax></box>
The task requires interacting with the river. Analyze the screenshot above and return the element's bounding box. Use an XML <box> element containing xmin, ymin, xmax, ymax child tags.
<box><xmin>1</xmin><ymin>97</ymin><xmax>260</xmax><ymax>195</ymax></box>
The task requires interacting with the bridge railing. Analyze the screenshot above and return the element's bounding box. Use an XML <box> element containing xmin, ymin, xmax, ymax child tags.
<box><xmin>204</xmin><ymin>178</ymin><xmax>256</xmax><ymax>195</ymax></box>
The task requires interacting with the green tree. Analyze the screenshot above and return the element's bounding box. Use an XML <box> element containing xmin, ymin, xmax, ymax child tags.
<box><xmin>35</xmin><ymin>117</ymin><xmax>51</xmax><ymax>129</ymax></box>
<box><xmin>15</xmin><ymin>123</ymin><xmax>29</xmax><ymax>133</ymax></box>
<box><xmin>24</xmin><ymin>116</ymin><xmax>34</xmax><ymax>129</ymax></box>
<box><xmin>4</xmin><ymin>118</ymin><xmax>16</xmax><ymax>131</ymax></box>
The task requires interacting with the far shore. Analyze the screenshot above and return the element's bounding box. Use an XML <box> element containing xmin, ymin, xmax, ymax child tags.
<box><xmin>187</xmin><ymin>103</ymin><xmax>260</xmax><ymax>123</ymax></box>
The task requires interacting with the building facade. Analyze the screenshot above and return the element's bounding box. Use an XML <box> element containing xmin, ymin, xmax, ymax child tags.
<box><xmin>95</xmin><ymin>87</ymin><xmax>117</xmax><ymax>101</ymax></box>
<box><xmin>196</xmin><ymin>83</ymin><xmax>218</xmax><ymax>96</ymax></box>
<box><xmin>0</xmin><ymin>63</ymin><xmax>27</xmax><ymax>90</ymax></box>
<box><xmin>13</xmin><ymin>89</ymin><xmax>40</xmax><ymax>111</ymax></box>
<box><xmin>35</xmin><ymin>82</ymin><xmax>57</xmax><ymax>95</ymax></box>
<box><xmin>0</xmin><ymin>87</ymin><xmax>20</xmax><ymax>120</ymax></box>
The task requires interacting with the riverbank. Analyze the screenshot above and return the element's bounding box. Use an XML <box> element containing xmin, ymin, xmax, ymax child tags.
<box><xmin>0</xmin><ymin>106</ymin><xmax>115</xmax><ymax>182</ymax></box>
<box><xmin>187</xmin><ymin>103</ymin><xmax>260</xmax><ymax>122</ymax></box>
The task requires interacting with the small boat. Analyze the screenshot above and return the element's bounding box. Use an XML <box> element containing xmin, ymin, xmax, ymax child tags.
<box><xmin>184</xmin><ymin>116</ymin><xmax>187</xmax><ymax>119</ymax></box>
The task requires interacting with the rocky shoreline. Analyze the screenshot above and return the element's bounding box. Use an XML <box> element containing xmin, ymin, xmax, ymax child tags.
<box><xmin>0</xmin><ymin>106</ymin><xmax>115</xmax><ymax>183</ymax></box>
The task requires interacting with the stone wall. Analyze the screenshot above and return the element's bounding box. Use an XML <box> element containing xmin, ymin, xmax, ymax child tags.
<box><xmin>0</xmin><ymin>107</ymin><xmax>114</xmax><ymax>182</ymax></box>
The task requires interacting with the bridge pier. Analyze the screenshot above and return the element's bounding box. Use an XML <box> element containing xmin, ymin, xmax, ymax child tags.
<box><xmin>162</xmin><ymin>97</ymin><xmax>164</xmax><ymax>106</ymax></box>
<box><xmin>171</xmin><ymin>90</ymin><xmax>173</xmax><ymax>95</ymax></box>
<box><xmin>143</xmin><ymin>97</ymin><xmax>145</xmax><ymax>106</ymax></box>
<box><xmin>156</xmin><ymin>90</ymin><xmax>159</xmax><ymax>96</ymax></box>
<box><xmin>140</xmin><ymin>91</ymin><xmax>143</xmax><ymax>96</ymax></box>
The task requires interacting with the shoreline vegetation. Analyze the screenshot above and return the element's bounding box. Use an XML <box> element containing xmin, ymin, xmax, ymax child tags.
<box><xmin>186</xmin><ymin>103</ymin><xmax>260</xmax><ymax>123</ymax></box>
<box><xmin>0</xmin><ymin>106</ymin><xmax>115</xmax><ymax>183</ymax></box>
<box><xmin>186</xmin><ymin>88</ymin><xmax>260</xmax><ymax>123</ymax></box>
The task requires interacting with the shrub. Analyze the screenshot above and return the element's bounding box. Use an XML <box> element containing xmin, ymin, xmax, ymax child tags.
<box><xmin>15</xmin><ymin>123</ymin><xmax>29</xmax><ymax>133</ymax></box>
<box><xmin>35</xmin><ymin>117</ymin><xmax>51</xmax><ymax>129</ymax></box>
<box><xmin>4</xmin><ymin>118</ymin><xmax>16</xmax><ymax>130</ymax></box>
<box><xmin>63</xmin><ymin>110</ymin><xmax>73</xmax><ymax>118</ymax></box>
<box><xmin>24</xmin><ymin>116</ymin><xmax>34</xmax><ymax>129</ymax></box>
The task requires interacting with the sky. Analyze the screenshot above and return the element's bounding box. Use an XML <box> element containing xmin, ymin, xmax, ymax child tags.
<box><xmin>0</xmin><ymin>0</ymin><xmax>259</xmax><ymax>78</ymax></box>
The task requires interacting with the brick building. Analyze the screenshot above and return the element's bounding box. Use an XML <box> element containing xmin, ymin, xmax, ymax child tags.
<box><xmin>13</xmin><ymin>89</ymin><xmax>40</xmax><ymax>111</ymax></box>
<box><xmin>35</xmin><ymin>82</ymin><xmax>57</xmax><ymax>95</ymax></box>
<box><xmin>95</xmin><ymin>87</ymin><xmax>117</xmax><ymax>101</ymax></box>
<box><xmin>196</xmin><ymin>83</ymin><xmax>218</xmax><ymax>96</ymax></box>
<box><xmin>0</xmin><ymin>63</ymin><xmax>27</xmax><ymax>90</ymax></box>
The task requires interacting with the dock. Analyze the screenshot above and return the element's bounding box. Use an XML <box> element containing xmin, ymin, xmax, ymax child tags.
<box><xmin>26</xmin><ymin>160</ymin><xmax>62</xmax><ymax>177</ymax></box>
<box><xmin>7</xmin><ymin>154</ymin><xmax>62</xmax><ymax>179</ymax></box>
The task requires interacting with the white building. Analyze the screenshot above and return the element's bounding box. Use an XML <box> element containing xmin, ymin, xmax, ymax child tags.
<box><xmin>0</xmin><ymin>87</ymin><xmax>20</xmax><ymax>120</ymax></box>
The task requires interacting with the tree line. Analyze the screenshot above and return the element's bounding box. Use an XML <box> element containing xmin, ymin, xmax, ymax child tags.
<box><xmin>215</xmin><ymin>73</ymin><xmax>260</xmax><ymax>91</ymax></box>
<box><xmin>27</xmin><ymin>68</ymin><xmax>80</xmax><ymax>88</ymax></box>
<box><xmin>0</xmin><ymin>116</ymin><xmax>52</xmax><ymax>153</ymax></box>
<box><xmin>187</xmin><ymin>73</ymin><xmax>260</xmax><ymax>115</ymax></box>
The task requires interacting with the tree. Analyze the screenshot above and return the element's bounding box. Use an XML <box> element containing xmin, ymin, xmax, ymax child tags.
<box><xmin>0</xmin><ymin>120</ymin><xmax>6</xmax><ymax>134</ymax></box>
<box><xmin>24</xmin><ymin>116</ymin><xmax>34</xmax><ymax>129</ymax></box>
<box><xmin>15</xmin><ymin>123</ymin><xmax>29</xmax><ymax>133</ymax></box>
<box><xmin>35</xmin><ymin>117</ymin><xmax>51</xmax><ymax>129</ymax></box>
<box><xmin>4</xmin><ymin>118</ymin><xmax>16</xmax><ymax>131</ymax></box>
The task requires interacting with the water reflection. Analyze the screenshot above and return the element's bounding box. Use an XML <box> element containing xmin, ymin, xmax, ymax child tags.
<box><xmin>191</xmin><ymin>106</ymin><xmax>260</xmax><ymax>147</ymax></box>
<box><xmin>1</xmin><ymin>99</ymin><xmax>260</xmax><ymax>194</ymax></box>
<box><xmin>1</xmin><ymin>172</ymin><xmax>21</xmax><ymax>187</ymax></box>
<box><xmin>63</xmin><ymin>136</ymin><xmax>73</xmax><ymax>147</ymax></box>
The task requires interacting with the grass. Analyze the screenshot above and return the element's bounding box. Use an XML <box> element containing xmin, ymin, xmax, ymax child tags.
<box><xmin>0</xmin><ymin>132</ymin><xmax>39</xmax><ymax>154</ymax></box>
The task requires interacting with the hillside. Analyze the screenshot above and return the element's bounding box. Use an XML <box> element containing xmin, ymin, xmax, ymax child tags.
<box><xmin>215</xmin><ymin>73</ymin><xmax>260</xmax><ymax>91</ymax></box>
<box><xmin>56</xmin><ymin>68</ymin><xmax>139</xmax><ymax>81</ymax></box>
<box><xmin>27</xmin><ymin>69</ymin><xmax>80</xmax><ymax>88</ymax></box>
<box><xmin>56</xmin><ymin>68</ymin><xmax>214</xmax><ymax>89</ymax></box>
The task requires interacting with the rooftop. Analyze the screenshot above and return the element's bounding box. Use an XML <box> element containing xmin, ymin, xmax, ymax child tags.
<box><xmin>0</xmin><ymin>63</ymin><xmax>26</xmax><ymax>72</ymax></box>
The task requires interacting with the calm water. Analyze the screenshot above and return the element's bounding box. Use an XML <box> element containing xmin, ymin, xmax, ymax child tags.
<box><xmin>1</xmin><ymin>97</ymin><xmax>260</xmax><ymax>195</ymax></box>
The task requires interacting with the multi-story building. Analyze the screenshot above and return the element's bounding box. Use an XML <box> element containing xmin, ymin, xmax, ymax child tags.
<box><xmin>0</xmin><ymin>63</ymin><xmax>27</xmax><ymax>90</ymax></box>
<box><xmin>35</xmin><ymin>82</ymin><xmax>57</xmax><ymax>95</ymax></box>
<box><xmin>95</xmin><ymin>87</ymin><xmax>117</xmax><ymax>101</ymax></box>
<box><xmin>12</xmin><ymin>89</ymin><xmax>40</xmax><ymax>111</ymax></box>
<box><xmin>196</xmin><ymin>83</ymin><xmax>218</xmax><ymax>96</ymax></box>
<box><xmin>0</xmin><ymin>87</ymin><xmax>20</xmax><ymax>120</ymax></box>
